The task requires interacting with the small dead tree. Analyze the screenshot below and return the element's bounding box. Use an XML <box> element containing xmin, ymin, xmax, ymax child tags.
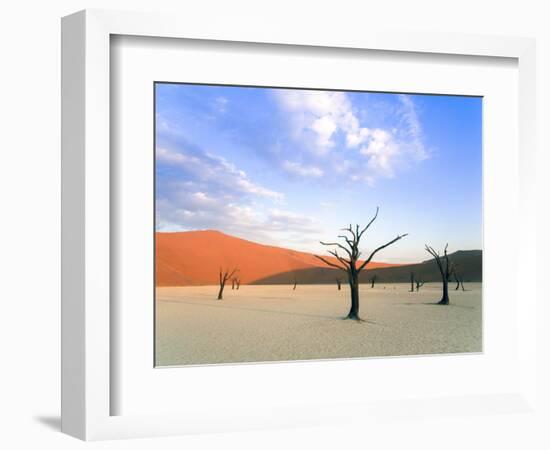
<box><xmin>235</xmin><ymin>278</ymin><xmax>241</xmax><ymax>290</ymax></box>
<box><xmin>293</xmin><ymin>275</ymin><xmax>297</xmax><ymax>290</ymax></box>
<box><xmin>370</xmin><ymin>274</ymin><xmax>377</xmax><ymax>288</ymax></box>
<box><xmin>218</xmin><ymin>267</ymin><xmax>238</xmax><ymax>300</ymax></box>
<box><xmin>415</xmin><ymin>279</ymin><xmax>425</xmax><ymax>291</ymax></box>
<box><xmin>425</xmin><ymin>244</ymin><xmax>454</xmax><ymax>305</ymax></box>
<box><xmin>453</xmin><ymin>272</ymin><xmax>465</xmax><ymax>291</ymax></box>
<box><xmin>315</xmin><ymin>207</ymin><xmax>407</xmax><ymax>320</ymax></box>
<box><xmin>336</xmin><ymin>277</ymin><xmax>342</xmax><ymax>290</ymax></box>
<box><xmin>452</xmin><ymin>267</ymin><xmax>466</xmax><ymax>291</ymax></box>
<box><xmin>231</xmin><ymin>278</ymin><xmax>236</xmax><ymax>290</ymax></box>
<box><xmin>409</xmin><ymin>272</ymin><xmax>415</xmax><ymax>292</ymax></box>
<box><xmin>453</xmin><ymin>264</ymin><xmax>460</xmax><ymax>290</ymax></box>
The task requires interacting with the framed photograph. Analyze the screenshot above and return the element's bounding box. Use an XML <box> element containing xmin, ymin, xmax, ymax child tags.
<box><xmin>153</xmin><ymin>82</ymin><xmax>483</xmax><ymax>367</ymax></box>
<box><xmin>62</xmin><ymin>9</ymin><xmax>537</xmax><ymax>440</ymax></box>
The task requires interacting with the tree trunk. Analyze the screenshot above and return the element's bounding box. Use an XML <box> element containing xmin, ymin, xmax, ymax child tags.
<box><xmin>410</xmin><ymin>273</ymin><xmax>414</xmax><ymax>292</ymax></box>
<box><xmin>438</xmin><ymin>278</ymin><xmax>449</xmax><ymax>305</ymax></box>
<box><xmin>336</xmin><ymin>279</ymin><xmax>341</xmax><ymax>290</ymax></box>
<box><xmin>217</xmin><ymin>283</ymin><xmax>225</xmax><ymax>300</ymax></box>
<box><xmin>232</xmin><ymin>279</ymin><xmax>235</xmax><ymax>290</ymax></box>
<box><xmin>371</xmin><ymin>277</ymin><xmax>375</xmax><ymax>288</ymax></box>
<box><xmin>347</xmin><ymin>274</ymin><xmax>360</xmax><ymax>320</ymax></box>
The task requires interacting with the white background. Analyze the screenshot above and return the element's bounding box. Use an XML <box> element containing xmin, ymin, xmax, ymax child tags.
<box><xmin>112</xmin><ymin>36</ymin><xmax>520</xmax><ymax>417</ymax></box>
<box><xmin>1</xmin><ymin>1</ymin><xmax>548</xmax><ymax>449</ymax></box>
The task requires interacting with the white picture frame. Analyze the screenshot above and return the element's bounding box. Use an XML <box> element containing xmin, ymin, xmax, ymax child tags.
<box><xmin>61</xmin><ymin>9</ymin><xmax>537</xmax><ymax>441</ymax></box>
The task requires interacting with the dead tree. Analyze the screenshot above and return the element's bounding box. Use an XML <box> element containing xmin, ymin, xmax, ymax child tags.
<box><xmin>231</xmin><ymin>278</ymin><xmax>236</xmax><ymax>290</ymax></box>
<box><xmin>415</xmin><ymin>279</ymin><xmax>425</xmax><ymax>291</ymax></box>
<box><xmin>235</xmin><ymin>278</ymin><xmax>241</xmax><ymax>290</ymax></box>
<box><xmin>370</xmin><ymin>274</ymin><xmax>377</xmax><ymax>288</ymax></box>
<box><xmin>315</xmin><ymin>207</ymin><xmax>407</xmax><ymax>320</ymax></box>
<box><xmin>425</xmin><ymin>244</ymin><xmax>454</xmax><ymax>305</ymax></box>
<box><xmin>409</xmin><ymin>272</ymin><xmax>415</xmax><ymax>292</ymax></box>
<box><xmin>218</xmin><ymin>267</ymin><xmax>238</xmax><ymax>300</ymax></box>
<box><xmin>336</xmin><ymin>278</ymin><xmax>342</xmax><ymax>290</ymax></box>
<box><xmin>452</xmin><ymin>268</ymin><xmax>465</xmax><ymax>291</ymax></box>
<box><xmin>293</xmin><ymin>275</ymin><xmax>297</xmax><ymax>290</ymax></box>
<box><xmin>454</xmin><ymin>272</ymin><xmax>465</xmax><ymax>291</ymax></box>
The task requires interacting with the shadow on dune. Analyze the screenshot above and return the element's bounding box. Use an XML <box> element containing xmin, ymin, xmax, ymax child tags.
<box><xmin>249</xmin><ymin>250</ymin><xmax>482</xmax><ymax>285</ymax></box>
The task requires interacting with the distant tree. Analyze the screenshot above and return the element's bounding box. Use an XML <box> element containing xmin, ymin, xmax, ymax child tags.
<box><xmin>453</xmin><ymin>270</ymin><xmax>465</xmax><ymax>291</ymax></box>
<box><xmin>336</xmin><ymin>277</ymin><xmax>342</xmax><ymax>290</ymax></box>
<box><xmin>231</xmin><ymin>278</ymin><xmax>236</xmax><ymax>290</ymax></box>
<box><xmin>409</xmin><ymin>272</ymin><xmax>415</xmax><ymax>292</ymax></box>
<box><xmin>218</xmin><ymin>267</ymin><xmax>238</xmax><ymax>300</ymax></box>
<box><xmin>425</xmin><ymin>244</ymin><xmax>455</xmax><ymax>305</ymax></box>
<box><xmin>370</xmin><ymin>274</ymin><xmax>377</xmax><ymax>288</ymax></box>
<box><xmin>293</xmin><ymin>275</ymin><xmax>297</xmax><ymax>291</ymax></box>
<box><xmin>451</xmin><ymin>265</ymin><xmax>466</xmax><ymax>291</ymax></box>
<box><xmin>415</xmin><ymin>279</ymin><xmax>425</xmax><ymax>291</ymax></box>
<box><xmin>315</xmin><ymin>207</ymin><xmax>407</xmax><ymax>320</ymax></box>
<box><xmin>235</xmin><ymin>278</ymin><xmax>241</xmax><ymax>290</ymax></box>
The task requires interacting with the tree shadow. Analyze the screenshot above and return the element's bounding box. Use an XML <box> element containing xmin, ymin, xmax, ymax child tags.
<box><xmin>34</xmin><ymin>415</ymin><xmax>61</xmax><ymax>431</ymax></box>
<box><xmin>342</xmin><ymin>317</ymin><xmax>382</xmax><ymax>326</ymax></box>
<box><xmin>159</xmin><ymin>298</ymin><xmax>388</xmax><ymax>323</ymax></box>
<box><xmin>397</xmin><ymin>302</ymin><xmax>475</xmax><ymax>310</ymax></box>
<box><xmin>159</xmin><ymin>298</ymin><xmax>336</xmax><ymax>320</ymax></box>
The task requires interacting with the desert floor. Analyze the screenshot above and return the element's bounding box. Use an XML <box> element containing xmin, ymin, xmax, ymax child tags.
<box><xmin>155</xmin><ymin>283</ymin><xmax>482</xmax><ymax>366</ymax></box>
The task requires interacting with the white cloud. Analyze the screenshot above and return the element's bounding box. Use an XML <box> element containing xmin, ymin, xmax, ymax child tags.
<box><xmin>155</xmin><ymin>145</ymin><xmax>328</xmax><ymax>247</ymax></box>
<box><xmin>157</xmin><ymin>190</ymin><xmax>324</xmax><ymax>250</ymax></box>
<box><xmin>282</xmin><ymin>160</ymin><xmax>324</xmax><ymax>178</ymax></box>
<box><xmin>215</xmin><ymin>96</ymin><xmax>228</xmax><ymax>113</ymax></box>
<box><xmin>157</xmin><ymin>146</ymin><xmax>284</xmax><ymax>203</ymax></box>
<box><xmin>359</xmin><ymin>129</ymin><xmax>397</xmax><ymax>176</ymax></box>
<box><xmin>397</xmin><ymin>94</ymin><xmax>429</xmax><ymax>161</ymax></box>
<box><xmin>273</xmin><ymin>90</ymin><xmax>429</xmax><ymax>183</ymax></box>
<box><xmin>311</xmin><ymin>116</ymin><xmax>338</xmax><ymax>149</ymax></box>
<box><xmin>274</xmin><ymin>90</ymin><xmax>364</xmax><ymax>154</ymax></box>
<box><xmin>191</xmin><ymin>191</ymin><xmax>216</xmax><ymax>205</ymax></box>
<box><xmin>268</xmin><ymin>209</ymin><xmax>320</xmax><ymax>233</ymax></box>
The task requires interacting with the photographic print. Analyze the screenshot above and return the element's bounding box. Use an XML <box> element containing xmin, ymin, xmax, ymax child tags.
<box><xmin>155</xmin><ymin>83</ymin><xmax>482</xmax><ymax>367</ymax></box>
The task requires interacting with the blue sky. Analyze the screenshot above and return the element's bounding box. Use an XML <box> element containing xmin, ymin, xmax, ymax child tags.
<box><xmin>156</xmin><ymin>83</ymin><xmax>482</xmax><ymax>263</ymax></box>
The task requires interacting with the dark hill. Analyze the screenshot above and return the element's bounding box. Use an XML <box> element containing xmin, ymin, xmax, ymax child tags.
<box><xmin>250</xmin><ymin>250</ymin><xmax>482</xmax><ymax>285</ymax></box>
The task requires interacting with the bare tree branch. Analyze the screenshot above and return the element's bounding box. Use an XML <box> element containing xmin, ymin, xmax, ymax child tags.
<box><xmin>425</xmin><ymin>245</ymin><xmax>443</xmax><ymax>273</ymax></box>
<box><xmin>326</xmin><ymin>249</ymin><xmax>351</xmax><ymax>266</ymax></box>
<box><xmin>358</xmin><ymin>234</ymin><xmax>408</xmax><ymax>272</ymax></box>
<box><xmin>227</xmin><ymin>268</ymin><xmax>239</xmax><ymax>280</ymax></box>
<box><xmin>320</xmin><ymin>241</ymin><xmax>353</xmax><ymax>258</ymax></box>
<box><xmin>340</xmin><ymin>224</ymin><xmax>356</xmax><ymax>240</ymax></box>
<box><xmin>358</xmin><ymin>206</ymin><xmax>379</xmax><ymax>239</ymax></box>
<box><xmin>314</xmin><ymin>254</ymin><xmax>347</xmax><ymax>272</ymax></box>
<box><xmin>337</xmin><ymin>235</ymin><xmax>354</xmax><ymax>247</ymax></box>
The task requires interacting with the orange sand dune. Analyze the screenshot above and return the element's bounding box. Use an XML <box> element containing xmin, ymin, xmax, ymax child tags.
<box><xmin>156</xmin><ymin>230</ymin><xmax>400</xmax><ymax>286</ymax></box>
